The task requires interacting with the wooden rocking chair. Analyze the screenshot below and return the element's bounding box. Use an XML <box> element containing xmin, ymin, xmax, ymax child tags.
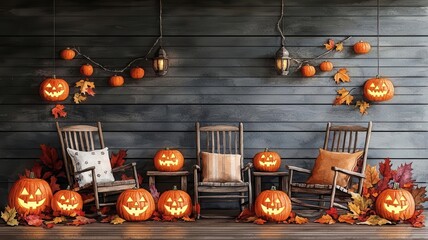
<box><xmin>287</xmin><ymin>122</ymin><xmax>372</xmax><ymax>210</ymax></box>
<box><xmin>194</xmin><ymin>122</ymin><xmax>253</xmax><ymax>219</ymax></box>
<box><xmin>56</xmin><ymin>122</ymin><xmax>139</xmax><ymax>215</ymax></box>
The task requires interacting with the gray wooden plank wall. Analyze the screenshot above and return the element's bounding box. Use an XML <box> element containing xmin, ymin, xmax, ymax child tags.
<box><xmin>0</xmin><ymin>0</ymin><xmax>427</xmax><ymax>208</ymax></box>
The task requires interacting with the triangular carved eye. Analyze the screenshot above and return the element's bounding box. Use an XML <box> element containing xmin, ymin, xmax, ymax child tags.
<box><xmin>370</xmin><ymin>83</ymin><xmax>375</xmax><ymax>88</ymax></box>
<box><xmin>400</xmin><ymin>196</ymin><xmax>406</xmax><ymax>201</ymax></box>
<box><xmin>46</xmin><ymin>83</ymin><xmax>52</xmax><ymax>88</ymax></box>
<box><xmin>35</xmin><ymin>188</ymin><xmax>42</xmax><ymax>195</ymax></box>
<box><xmin>171</xmin><ymin>154</ymin><xmax>176</xmax><ymax>158</ymax></box>
<box><xmin>21</xmin><ymin>188</ymin><xmax>29</xmax><ymax>195</ymax></box>
<box><xmin>60</xmin><ymin>195</ymin><xmax>66</xmax><ymax>200</ymax></box>
<box><xmin>162</xmin><ymin>154</ymin><xmax>166</xmax><ymax>158</ymax></box>
<box><xmin>139</xmin><ymin>196</ymin><xmax>146</xmax><ymax>202</ymax></box>
<box><xmin>382</xmin><ymin>83</ymin><xmax>387</xmax><ymax>88</ymax></box>
<box><xmin>386</xmin><ymin>195</ymin><xmax>392</xmax><ymax>201</ymax></box>
<box><xmin>167</xmin><ymin>197</ymin><xmax>173</xmax><ymax>202</ymax></box>
<box><xmin>178</xmin><ymin>197</ymin><xmax>183</xmax><ymax>202</ymax></box>
<box><xmin>269</xmin><ymin>155</ymin><xmax>273</xmax><ymax>158</ymax></box>
<box><xmin>261</xmin><ymin>155</ymin><xmax>266</xmax><ymax>159</ymax></box>
<box><xmin>265</xmin><ymin>197</ymin><xmax>271</xmax><ymax>203</ymax></box>
<box><xmin>127</xmin><ymin>197</ymin><xmax>133</xmax><ymax>202</ymax></box>
<box><xmin>58</xmin><ymin>84</ymin><xmax>63</xmax><ymax>88</ymax></box>
<box><xmin>275</xmin><ymin>199</ymin><xmax>280</xmax><ymax>203</ymax></box>
<box><xmin>71</xmin><ymin>196</ymin><xmax>75</xmax><ymax>200</ymax></box>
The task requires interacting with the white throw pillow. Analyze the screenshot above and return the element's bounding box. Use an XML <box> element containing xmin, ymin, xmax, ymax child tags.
<box><xmin>67</xmin><ymin>147</ymin><xmax>115</xmax><ymax>187</ymax></box>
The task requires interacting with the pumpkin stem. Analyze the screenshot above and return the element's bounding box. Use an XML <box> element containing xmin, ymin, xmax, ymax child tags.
<box><xmin>66</xmin><ymin>185</ymin><xmax>71</xmax><ymax>190</ymax></box>
<box><xmin>393</xmin><ymin>182</ymin><xmax>400</xmax><ymax>190</ymax></box>
<box><xmin>270</xmin><ymin>186</ymin><xmax>277</xmax><ymax>191</ymax></box>
<box><xmin>173</xmin><ymin>185</ymin><xmax>178</xmax><ymax>190</ymax></box>
<box><xmin>29</xmin><ymin>172</ymin><xmax>35</xmax><ymax>179</ymax></box>
<box><xmin>165</xmin><ymin>147</ymin><xmax>170</xmax><ymax>150</ymax></box>
<box><xmin>264</xmin><ymin>148</ymin><xmax>269</xmax><ymax>152</ymax></box>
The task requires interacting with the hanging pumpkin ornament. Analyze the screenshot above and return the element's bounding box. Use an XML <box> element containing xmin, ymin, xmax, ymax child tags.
<box><xmin>8</xmin><ymin>172</ymin><xmax>53</xmax><ymax>215</ymax></box>
<box><xmin>319</xmin><ymin>61</ymin><xmax>334</xmax><ymax>72</ymax></box>
<box><xmin>80</xmin><ymin>64</ymin><xmax>94</xmax><ymax>77</ymax></box>
<box><xmin>60</xmin><ymin>48</ymin><xmax>76</xmax><ymax>60</ymax></box>
<box><xmin>109</xmin><ymin>75</ymin><xmax>125</xmax><ymax>87</ymax></box>
<box><xmin>40</xmin><ymin>76</ymin><xmax>70</xmax><ymax>102</ymax></box>
<box><xmin>301</xmin><ymin>64</ymin><xmax>316</xmax><ymax>77</ymax></box>
<box><xmin>255</xmin><ymin>186</ymin><xmax>291</xmax><ymax>222</ymax></box>
<box><xmin>158</xmin><ymin>186</ymin><xmax>192</xmax><ymax>218</ymax></box>
<box><xmin>375</xmin><ymin>183</ymin><xmax>415</xmax><ymax>221</ymax></box>
<box><xmin>116</xmin><ymin>188</ymin><xmax>155</xmax><ymax>221</ymax></box>
<box><xmin>363</xmin><ymin>77</ymin><xmax>394</xmax><ymax>102</ymax></box>
<box><xmin>154</xmin><ymin>148</ymin><xmax>184</xmax><ymax>172</ymax></box>
<box><xmin>353</xmin><ymin>41</ymin><xmax>371</xmax><ymax>54</ymax></box>
<box><xmin>253</xmin><ymin>148</ymin><xmax>281</xmax><ymax>172</ymax></box>
<box><xmin>51</xmin><ymin>189</ymin><xmax>83</xmax><ymax>216</ymax></box>
<box><xmin>130</xmin><ymin>67</ymin><xmax>145</xmax><ymax>79</ymax></box>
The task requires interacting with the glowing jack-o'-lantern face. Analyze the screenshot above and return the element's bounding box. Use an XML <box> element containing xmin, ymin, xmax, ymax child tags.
<box><xmin>158</xmin><ymin>186</ymin><xmax>192</xmax><ymax>218</ymax></box>
<box><xmin>375</xmin><ymin>185</ymin><xmax>415</xmax><ymax>221</ymax></box>
<box><xmin>116</xmin><ymin>189</ymin><xmax>155</xmax><ymax>221</ymax></box>
<box><xmin>363</xmin><ymin>77</ymin><xmax>394</xmax><ymax>102</ymax></box>
<box><xmin>253</xmin><ymin>148</ymin><xmax>281</xmax><ymax>172</ymax></box>
<box><xmin>39</xmin><ymin>77</ymin><xmax>70</xmax><ymax>102</ymax></box>
<box><xmin>154</xmin><ymin>148</ymin><xmax>185</xmax><ymax>172</ymax></box>
<box><xmin>255</xmin><ymin>186</ymin><xmax>291</xmax><ymax>222</ymax></box>
<box><xmin>8</xmin><ymin>173</ymin><xmax>53</xmax><ymax>215</ymax></box>
<box><xmin>51</xmin><ymin>190</ymin><xmax>83</xmax><ymax>216</ymax></box>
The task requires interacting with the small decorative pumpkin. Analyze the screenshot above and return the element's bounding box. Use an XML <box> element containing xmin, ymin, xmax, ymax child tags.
<box><xmin>363</xmin><ymin>77</ymin><xmax>394</xmax><ymax>102</ymax></box>
<box><xmin>116</xmin><ymin>188</ymin><xmax>155</xmax><ymax>221</ymax></box>
<box><xmin>255</xmin><ymin>186</ymin><xmax>291</xmax><ymax>222</ymax></box>
<box><xmin>39</xmin><ymin>77</ymin><xmax>69</xmax><ymax>102</ymax></box>
<box><xmin>158</xmin><ymin>186</ymin><xmax>192</xmax><ymax>218</ymax></box>
<box><xmin>375</xmin><ymin>183</ymin><xmax>415</xmax><ymax>221</ymax></box>
<box><xmin>60</xmin><ymin>48</ymin><xmax>76</xmax><ymax>60</ymax></box>
<box><xmin>130</xmin><ymin>67</ymin><xmax>145</xmax><ymax>79</ymax></box>
<box><xmin>8</xmin><ymin>172</ymin><xmax>53</xmax><ymax>215</ymax></box>
<box><xmin>154</xmin><ymin>148</ymin><xmax>184</xmax><ymax>172</ymax></box>
<box><xmin>80</xmin><ymin>64</ymin><xmax>94</xmax><ymax>77</ymax></box>
<box><xmin>301</xmin><ymin>64</ymin><xmax>316</xmax><ymax>77</ymax></box>
<box><xmin>51</xmin><ymin>189</ymin><xmax>83</xmax><ymax>216</ymax></box>
<box><xmin>109</xmin><ymin>75</ymin><xmax>125</xmax><ymax>87</ymax></box>
<box><xmin>353</xmin><ymin>41</ymin><xmax>371</xmax><ymax>54</ymax></box>
<box><xmin>253</xmin><ymin>148</ymin><xmax>281</xmax><ymax>172</ymax></box>
<box><xmin>319</xmin><ymin>61</ymin><xmax>333</xmax><ymax>72</ymax></box>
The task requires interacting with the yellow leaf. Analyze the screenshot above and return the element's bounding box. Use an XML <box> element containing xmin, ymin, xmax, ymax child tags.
<box><xmin>363</xmin><ymin>164</ymin><xmax>380</xmax><ymax>188</ymax></box>
<box><xmin>75</xmin><ymin>79</ymin><xmax>96</xmax><ymax>95</ymax></box>
<box><xmin>53</xmin><ymin>216</ymin><xmax>67</xmax><ymax>224</ymax></box>
<box><xmin>348</xmin><ymin>202</ymin><xmax>361</xmax><ymax>216</ymax></box>
<box><xmin>334</xmin><ymin>68</ymin><xmax>351</xmax><ymax>84</ymax></box>
<box><xmin>334</xmin><ymin>88</ymin><xmax>354</xmax><ymax>106</ymax></box>
<box><xmin>314</xmin><ymin>214</ymin><xmax>335</xmax><ymax>224</ymax></box>
<box><xmin>73</xmin><ymin>93</ymin><xmax>87</xmax><ymax>104</ymax></box>
<box><xmin>110</xmin><ymin>215</ymin><xmax>126</xmax><ymax>225</ymax></box>
<box><xmin>324</xmin><ymin>39</ymin><xmax>335</xmax><ymax>50</ymax></box>
<box><xmin>335</xmin><ymin>42</ymin><xmax>344</xmax><ymax>51</ymax></box>
<box><xmin>1</xmin><ymin>206</ymin><xmax>19</xmax><ymax>226</ymax></box>
<box><xmin>355</xmin><ymin>101</ymin><xmax>370</xmax><ymax>115</ymax></box>
<box><xmin>338</xmin><ymin>213</ymin><xmax>356</xmax><ymax>224</ymax></box>
<box><xmin>350</xmin><ymin>192</ymin><xmax>373</xmax><ymax>211</ymax></box>
<box><xmin>357</xmin><ymin>215</ymin><xmax>391</xmax><ymax>226</ymax></box>
<box><xmin>295</xmin><ymin>216</ymin><xmax>309</xmax><ymax>224</ymax></box>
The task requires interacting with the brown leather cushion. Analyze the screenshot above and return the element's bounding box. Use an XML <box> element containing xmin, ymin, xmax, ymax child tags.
<box><xmin>201</xmin><ymin>152</ymin><xmax>242</xmax><ymax>182</ymax></box>
<box><xmin>306</xmin><ymin>149</ymin><xmax>363</xmax><ymax>187</ymax></box>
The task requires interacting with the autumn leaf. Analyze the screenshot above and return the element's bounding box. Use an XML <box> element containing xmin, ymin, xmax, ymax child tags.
<box><xmin>334</xmin><ymin>68</ymin><xmax>351</xmax><ymax>84</ymax></box>
<box><xmin>338</xmin><ymin>213</ymin><xmax>356</xmax><ymax>224</ymax></box>
<box><xmin>410</xmin><ymin>186</ymin><xmax>428</xmax><ymax>208</ymax></box>
<box><xmin>162</xmin><ymin>215</ymin><xmax>176</xmax><ymax>222</ymax></box>
<box><xmin>53</xmin><ymin>216</ymin><xmax>66</xmax><ymax>224</ymax></box>
<box><xmin>324</xmin><ymin>39</ymin><xmax>335</xmax><ymax>50</ymax></box>
<box><xmin>253</xmin><ymin>218</ymin><xmax>266</xmax><ymax>225</ymax></box>
<box><xmin>110</xmin><ymin>149</ymin><xmax>127</xmax><ymax>168</ymax></box>
<box><xmin>75</xmin><ymin>79</ymin><xmax>95</xmax><ymax>94</ymax></box>
<box><xmin>334</xmin><ymin>88</ymin><xmax>354</xmax><ymax>105</ymax></box>
<box><xmin>67</xmin><ymin>216</ymin><xmax>96</xmax><ymax>226</ymax></box>
<box><xmin>49</xmin><ymin>175</ymin><xmax>60</xmax><ymax>193</ymax></box>
<box><xmin>393</xmin><ymin>163</ymin><xmax>415</xmax><ymax>189</ymax></box>
<box><xmin>51</xmin><ymin>104</ymin><xmax>67</xmax><ymax>119</ymax></box>
<box><xmin>335</xmin><ymin>42</ymin><xmax>344</xmax><ymax>52</ymax></box>
<box><xmin>295</xmin><ymin>216</ymin><xmax>309</xmax><ymax>224</ymax></box>
<box><xmin>364</xmin><ymin>164</ymin><xmax>380</xmax><ymax>188</ymax></box>
<box><xmin>348</xmin><ymin>202</ymin><xmax>361</xmax><ymax>216</ymax></box>
<box><xmin>73</xmin><ymin>93</ymin><xmax>87</xmax><ymax>104</ymax></box>
<box><xmin>356</xmin><ymin>101</ymin><xmax>370</xmax><ymax>115</ymax></box>
<box><xmin>1</xmin><ymin>206</ymin><xmax>19</xmax><ymax>226</ymax></box>
<box><xmin>86</xmin><ymin>87</ymin><xmax>96</xmax><ymax>96</ymax></box>
<box><xmin>350</xmin><ymin>192</ymin><xmax>372</xmax><ymax>212</ymax></box>
<box><xmin>182</xmin><ymin>216</ymin><xmax>195</xmax><ymax>222</ymax></box>
<box><xmin>150</xmin><ymin>184</ymin><xmax>160</xmax><ymax>203</ymax></box>
<box><xmin>110</xmin><ymin>215</ymin><xmax>126</xmax><ymax>224</ymax></box>
<box><xmin>377</xmin><ymin>158</ymin><xmax>393</xmax><ymax>192</ymax></box>
<box><xmin>25</xmin><ymin>215</ymin><xmax>43</xmax><ymax>227</ymax></box>
<box><xmin>405</xmin><ymin>210</ymin><xmax>425</xmax><ymax>228</ymax></box>
<box><xmin>326</xmin><ymin>207</ymin><xmax>339</xmax><ymax>220</ymax></box>
<box><xmin>357</xmin><ymin>215</ymin><xmax>391</xmax><ymax>226</ymax></box>
<box><xmin>314</xmin><ymin>214</ymin><xmax>335</xmax><ymax>224</ymax></box>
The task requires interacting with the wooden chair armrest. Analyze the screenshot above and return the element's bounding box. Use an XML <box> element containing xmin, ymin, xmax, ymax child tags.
<box><xmin>112</xmin><ymin>162</ymin><xmax>136</xmax><ymax>172</ymax></box>
<box><xmin>193</xmin><ymin>165</ymin><xmax>201</xmax><ymax>171</ymax></box>
<box><xmin>242</xmin><ymin>162</ymin><xmax>253</xmax><ymax>171</ymax></box>
<box><xmin>287</xmin><ymin>165</ymin><xmax>311</xmax><ymax>174</ymax></box>
<box><xmin>74</xmin><ymin>166</ymin><xmax>95</xmax><ymax>175</ymax></box>
<box><xmin>332</xmin><ymin>167</ymin><xmax>365</xmax><ymax>178</ymax></box>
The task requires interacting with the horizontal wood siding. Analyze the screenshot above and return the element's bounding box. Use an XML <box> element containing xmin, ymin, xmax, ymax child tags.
<box><xmin>0</xmin><ymin>0</ymin><xmax>427</xmax><ymax>207</ymax></box>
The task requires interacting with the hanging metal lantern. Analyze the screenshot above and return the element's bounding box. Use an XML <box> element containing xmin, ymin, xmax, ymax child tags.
<box><xmin>152</xmin><ymin>47</ymin><xmax>168</xmax><ymax>76</ymax></box>
<box><xmin>275</xmin><ymin>46</ymin><xmax>290</xmax><ymax>75</ymax></box>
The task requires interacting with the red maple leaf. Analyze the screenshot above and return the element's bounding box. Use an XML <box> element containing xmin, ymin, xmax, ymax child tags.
<box><xmin>51</xmin><ymin>104</ymin><xmax>67</xmax><ymax>119</ymax></box>
<box><xmin>86</xmin><ymin>87</ymin><xmax>96</xmax><ymax>96</ymax></box>
<box><xmin>25</xmin><ymin>215</ymin><xmax>43</xmax><ymax>227</ymax></box>
<box><xmin>393</xmin><ymin>163</ymin><xmax>415</xmax><ymax>189</ymax></box>
<box><xmin>39</xmin><ymin>144</ymin><xmax>63</xmax><ymax>172</ymax></box>
<box><xmin>326</xmin><ymin>207</ymin><xmax>339</xmax><ymax>220</ymax></box>
<box><xmin>377</xmin><ymin>158</ymin><xmax>393</xmax><ymax>192</ymax></box>
<box><xmin>110</xmin><ymin>149</ymin><xmax>127</xmax><ymax>168</ymax></box>
<box><xmin>150</xmin><ymin>184</ymin><xmax>160</xmax><ymax>203</ymax></box>
<box><xmin>405</xmin><ymin>210</ymin><xmax>425</xmax><ymax>228</ymax></box>
<box><xmin>49</xmin><ymin>176</ymin><xmax>60</xmax><ymax>193</ymax></box>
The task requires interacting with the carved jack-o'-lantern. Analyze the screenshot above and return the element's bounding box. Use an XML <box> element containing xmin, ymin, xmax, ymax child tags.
<box><xmin>255</xmin><ymin>186</ymin><xmax>291</xmax><ymax>222</ymax></box>
<box><xmin>39</xmin><ymin>77</ymin><xmax>69</xmax><ymax>102</ymax></box>
<box><xmin>8</xmin><ymin>172</ymin><xmax>53</xmax><ymax>215</ymax></box>
<box><xmin>375</xmin><ymin>183</ymin><xmax>415</xmax><ymax>221</ymax></box>
<box><xmin>51</xmin><ymin>190</ymin><xmax>83</xmax><ymax>216</ymax></box>
<box><xmin>154</xmin><ymin>148</ymin><xmax>184</xmax><ymax>172</ymax></box>
<box><xmin>116</xmin><ymin>188</ymin><xmax>155</xmax><ymax>221</ymax></box>
<box><xmin>363</xmin><ymin>77</ymin><xmax>395</xmax><ymax>102</ymax></box>
<box><xmin>158</xmin><ymin>186</ymin><xmax>192</xmax><ymax>218</ymax></box>
<box><xmin>253</xmin><ymin>148</ymin><xmax>281</xmax><ymax>172</ymax></box>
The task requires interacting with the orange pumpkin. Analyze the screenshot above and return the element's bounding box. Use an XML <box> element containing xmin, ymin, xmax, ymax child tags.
<box><xmin>8</xmin><ymin>172</ymin><xmax>53</xmax><ymax>215</ymax></box>
<box><xmin>319</xmin><ymin>61</ymin><xmax>333</xmax><ymax>72</ymax></box>
<box><xmin>255</xmin><ymin>186</ymin><xmax>291</xmax><ymax>222</ymax></box>
<box><xmin>116</xmin><ymin>189</ymin><xmax>155</xmax><ymax>221</ymax></box>
<box><xmin>158</xmin><ymin>186</ymin><xmax>192</xmax><ymax>218</ymax></box>
<box><xmin>253</xmin><ymin>148</ymin><xmax>281</xmax><ymax>172</ymax></box>
<box><xmin>353</xmin><ymin>41</ymin><xmax>371</xmax><ymax>54</ymax></box>
<box><xmin>51</xmin><ymin>190</ymin><xmax>83</xmax><ymax>216</ymax></box>
<box><xmin>363</xmin><ymin>77</ymin><xmax>394</xmax><ymax>102</ymax></box>
<box><xmin>60</xmin><ymin>48</ymin><xmax>76</xmax><ymax>60</ymax></box>
<box><xmin>375</xmin><ymin>183</ymin><xmax>415</xmax><ymax>221</ymax></box>
<box><xmin>109</xmin><ymin>75</ymin><xmax>125</xmax><ymax>87</ymax></box>
<box><xmin>301</xmin><ymin>64</ymin><xmax>316</xmax><ymax>77</ymax></box>
<box><xmin>80</xmin><ymin>64</ymin><xmax>94</xmax><ymax>77</ymax></box>
<box><xmin>39</xmin><ymin>77</ymin><xmax>69</xmax><ymax>102</ymax></box>
<box><xmin>130</xmin><ymin>67</ymin><xmax>145</xmax><ymax>79</ymax></box>
<box><xmin>154</xmin><ymin>148</ymin><xmax>184</xmax><ymax>172</ymax></box>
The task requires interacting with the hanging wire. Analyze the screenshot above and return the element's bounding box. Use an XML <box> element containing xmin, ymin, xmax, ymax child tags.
<box><xmin>69</xmin><ymin>0</ymin><xmax>164</xmax><ymax>73</ymax></box>
<box><xmin>276</xmin><ymin>0</ymin><xmax>285</xmax><ymax>47</ymax></box>
<box><xmin>53</xmin><ymin>0</ymin><xmax>56</xmax><ymax>77</ymax></box>
<box><xmin>376</xmin><ymin>0</ymin><xmax>380</xmax><ymax>77</ymax></box>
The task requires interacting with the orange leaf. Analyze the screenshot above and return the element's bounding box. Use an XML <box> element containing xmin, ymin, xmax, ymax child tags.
<box><xmin>356</xmin><ymin>101</ymin><xmax>370</xmax><ymax>115</ymax></box>
<box><xmin>51</xmin><ymin>104</ymin><xmax>67</xmax><ymax>119</ymax></box>
<box><xmin>324</xmin><ymin>39</ymin><xmax>335</xmax><ymax>50</ymax></box>
<box><xmin>182</xmin><ymin>216</ymin><xmax>195</xmax><ymax>222</ymax></box>
<box><xmin>410</xmin><ymin>186</ymin><xmax>428</xmax><ymax>208</ymax></box>
<box><xmin>236</xmin><ymin>208</ymin><xmax>256</xmax><ymax>222</ymax></box>
<box><xmin>334</xmin><ymin>68</ymin><xmax>350</xmax><ymax>84</ymax></box>
<box><xmin>335</xmin><ymin>42</ymin><xmax>344</xmax><ymax>51</ymax></box>
<box><xmin>338</xmin><ymin>214</ymin><xmax>356</xmax><ymax>224</ymax></box>
<box><xmin>253</xmin><ymin>218</ymin><xmax>266</xmax><ymax>225</ymax></box>
<box><xmin>67</xmin><ymin>216</ymin><xmax>96</xmax><ymax>226</ymax></box>
<box><xmin>295</xmin><ymin>216</ymin><xmax>309</xmax><ymax>224</ymax></box>
<box><xmin>363</xmin><ymin>164</ymin><xmax>380</xmax><ymax>189</ymax></box>
<box><xmin>334</xmin><ymin>88</ymin><xmax>354</xmax><ymax>106</ymax></box>
<box><xmin>314</xmin><ymin>214</ymin><xmax>335</xmax><ymax>224</ymax></box>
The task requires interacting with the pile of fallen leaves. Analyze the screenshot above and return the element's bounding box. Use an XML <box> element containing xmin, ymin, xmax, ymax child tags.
<box><xmin>235</xmin><ymin>208</ymin><xmax>309</xmax><ymax>225</ymax></box>
<box><xmin>315</xmin><ymin>158</ymin><xmax>426</xmax><ymax>227</ymax></box>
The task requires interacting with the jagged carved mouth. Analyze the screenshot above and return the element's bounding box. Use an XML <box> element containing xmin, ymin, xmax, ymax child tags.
<box><xmin>159</xmin><ymin>159</ymin><xmax>179</xmax><ymax>166</ymax></box>
<box><xmin>18</xmin><ymin>198</ymin><xmax>46</xmax><ymax>209</ymax></box>
<box><xmin>367</xmin><ymin>89</ymin><xmax>388</xmax><ymax>97</ymax></box>
<box><xmin>164</xmin><ymin>205</ymin><xmax>188</xmax><ymax>216</ymax></box>
<box><xmin>44</xmin><ymin>89</ymin><xmax>65</xmax><ymax>98</ymax></box>
<box><xmin>57</xmin><ymin>201</ymin><xmax>79</xmax><ymax>211</ymax></box>
<box><xmin>383</xmin><ymin>203</ymin><xmax>408</xmax><ymax>213</ymax></box>
<box><xmin>259</xmin><ymin>160</ymin><xmax>277</xmax><ymax>167</ymax></box>
<box><xmin>261</xmin><ymin>204</ymin><xmax>284</xmax><ymax>215</ymax></box>
<box><xmin>123</xmin><ymin>205</ymin><xmax>148</xmax><ymax>216</ymax></box>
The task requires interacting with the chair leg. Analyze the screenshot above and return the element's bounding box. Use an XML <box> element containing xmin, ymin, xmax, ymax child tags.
<box><xmin>248</xmin><ymin>184</ymin><xmax>253</xmax><ymax>210</ymax></box>
<box><xmin>240</xmin><ymin>192</ymin><xmax>245</xmax><ymax>211</ymax></box>
<box><xmin>91</xmin><ymin>169</ymin><xmax>101</xmax><ymax>215</ymax></box>
<box><xmin>330</xmin><ymin>171</ymin><xmax>339</xmax><ymax>208</ymax></box>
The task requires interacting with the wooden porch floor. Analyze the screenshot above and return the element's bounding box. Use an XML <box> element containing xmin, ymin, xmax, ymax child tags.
<box><xmin>0</xmin><ymin>216</ymin><xmax>427</xmax><ymax>240</ymax></box>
